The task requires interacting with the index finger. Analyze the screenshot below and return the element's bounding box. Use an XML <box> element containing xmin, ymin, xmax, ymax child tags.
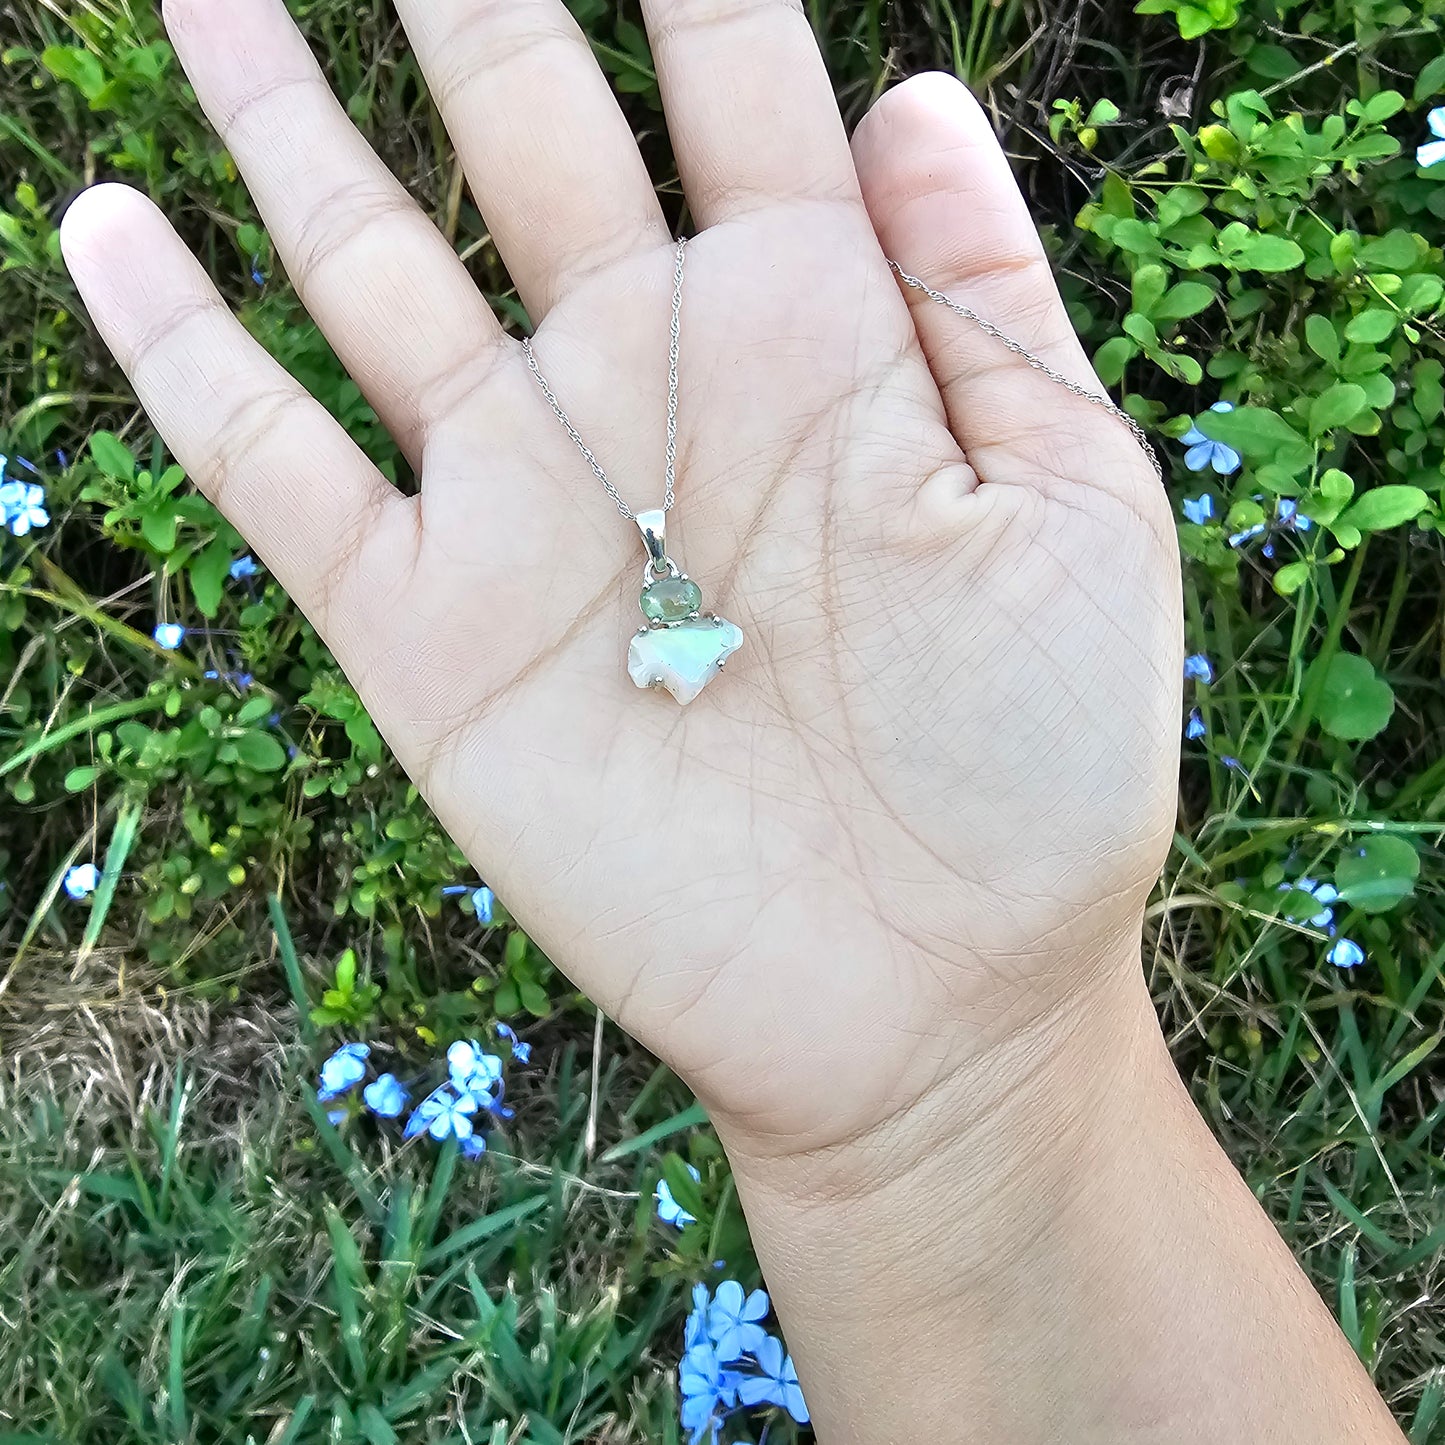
<box><xmin>61</xmin><ymin>185</ymin><xmax>413</xmax><ymax>652</ymax></box>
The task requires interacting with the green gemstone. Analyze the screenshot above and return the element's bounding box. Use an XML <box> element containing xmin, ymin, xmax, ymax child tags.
<box><xmin>640</xmin><ymin>577</ymin><xmax>703</xmax><ymax>624</ymax></box>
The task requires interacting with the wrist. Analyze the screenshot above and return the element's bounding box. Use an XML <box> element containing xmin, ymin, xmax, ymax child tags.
<box><xmin>715</xmin><ymin>936</ymin><xmax>1166</xmax><ymax>1222</ymax></box>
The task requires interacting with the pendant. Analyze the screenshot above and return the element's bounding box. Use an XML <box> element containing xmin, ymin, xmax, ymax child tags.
<box><xmin>627</xmin><ymin>510</ymin><xmax>743</xmax><ymax>705</ymax></box>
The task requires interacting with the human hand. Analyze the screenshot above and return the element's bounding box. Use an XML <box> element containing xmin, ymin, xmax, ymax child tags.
<box><xmin>61</xmin><ymin>0</ymin><xmax>1180</xmax><ymax>1171</ymax></box>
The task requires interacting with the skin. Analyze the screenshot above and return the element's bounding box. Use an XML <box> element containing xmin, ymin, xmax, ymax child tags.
<box><xmin>60</xmin><ymin>0</ymin><xmax>1406</xmax><ymax>1439</ymax></box>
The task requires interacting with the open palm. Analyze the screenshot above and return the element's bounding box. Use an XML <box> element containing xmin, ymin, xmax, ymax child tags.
<box><xmin>64</xmin><ymin>0</ymin><xmax>1182</xmax><ymax>1158</ymax></box>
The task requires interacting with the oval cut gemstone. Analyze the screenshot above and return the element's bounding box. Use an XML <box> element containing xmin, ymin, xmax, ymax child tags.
<box><xmin>640</xmin><ymin>577</ymin><xmax>702</xmax><ymax>624</ymax></box>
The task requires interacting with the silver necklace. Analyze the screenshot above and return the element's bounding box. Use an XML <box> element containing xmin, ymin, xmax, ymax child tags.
<box><xmin>522</xmin><ymin>238</ymin><xmax>741</xmax><ymax>706</ymax></box>
<box><xmin>521</xmin><ymin>239</ymin><xmax>1160</xmax><ymax>706</ymax></box>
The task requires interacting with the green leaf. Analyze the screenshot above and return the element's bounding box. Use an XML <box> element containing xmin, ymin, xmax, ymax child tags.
<box><xmin>1311</xmin><ymin>653</ymin><xmax>1394</xmax><ymax>742</ymax></box>
<box><xmin>1415</xmin><ymin>55</ymin><xmax>1445</xmax><ymax>103</ymax></box>
<box><xmin>233</xmin><ymin>732</ymin><xmax>288</xmax><ymax>772</ymax></box>
<box><xmin>1305</xmin><ymin>314</ymin><xmax>1340</xmax><ymax>364</ymax></box>
<box><xmin>64</xmin><ymin>765</ymin><xmax>102</xmax><ymax>792</ymax></box>
<box><xmin>1154</xmin><ymin>281</ymin><xmax>1215</xmax><ymax>322</ymax></box>
<box><xmin>1246</xmin><ymin>43</ymin><xmax>1299</xmax><ymax>80</ymax></box>
<box><xmin>140</xmin><ymin>508</ymin><xmax>178</xmax><ymax>553</ymax></box>
<box><xmin>1195</xmin><ymin>405</ymin><xmax>1304</xmax><ymax>459</ymax></box>
<box><xmin>89</xmin><ymin>431</ymin><xmax>137</xmax><ymax>479</ymax></box>
<box><xmin>1309</xmin><ymin>383</ymin><xmax>1368</xmax><ymax>436</ymax></box>
<box><xmin>1334</xmin><ymin>835</ymin><xmax>1420</xmax><ymax>914</ymax></box>
<box><xmin>41</xmin><ymin>45</ymin><xmax>106</xmax><ymax>101</ymax></box>
<box><xmin>1359</xmin><ymin>231</ymin><xmax>1424</xmax><ymax>271</ymax></box>
<box><xmin>1272</xmin><ymin>560</ymin><xmax>1310</xmax><ymax>596</ymax></box>
<box><xmin>1343</xmin><ymin>310</ymin><xmax>1396</xmax><ymax>345</ymax></box>
<box><xmin>1235</xmin><ymin>232</ymin><xmax>1306</xmax><ymax>273</ymax></box>
<box><xmin>1130</xmin><ymin>264</ymin><xmax>1168</xmax><ymax>319</ymax></box>
<box><xmin>1362</xmin><ymin>91</ymin><xmax>1406</xmax><ymax>124</ymax></box>
<box><xmin>1338</xmin><ymin>485</ymin><xmax>1430</xmax><ymax>533</ymax></box>
<box><xmin>189</xmin><ymin>537</ymin><xmax>232</xmax><ymax>619</ymax></box>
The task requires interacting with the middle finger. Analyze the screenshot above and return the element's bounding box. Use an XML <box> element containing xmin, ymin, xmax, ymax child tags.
<box><xmin>394</xmin><ymin>0</ymin><xmax>671</xmax><ymax>322</ymax></box>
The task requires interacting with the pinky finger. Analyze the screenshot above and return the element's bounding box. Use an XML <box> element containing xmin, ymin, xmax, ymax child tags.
<box><xmin>60</xmin><ymin>184</ymin><xmax>413</xmax><ymax>653</ymax></box>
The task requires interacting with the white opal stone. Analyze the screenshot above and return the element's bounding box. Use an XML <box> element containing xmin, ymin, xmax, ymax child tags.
<box><xmin>627</xmin><ymin>616</ymin><xmax>744</xmax><ymax>704</ymax></box>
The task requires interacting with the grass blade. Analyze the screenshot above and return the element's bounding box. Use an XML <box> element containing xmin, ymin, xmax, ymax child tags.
<box><xmin>167</xmin><ymin>1302</ymin><xmax>187</xmax><ymax>1441</ymax></box>
<box><xmin>77</xmin><ymin>796</ymin><xmax>144</xmax><ymax>962</ymax></box>
<box><xmin>268</xmin><ymin>894</ymin><xmax>316</xmax><ymax>1046</ymax></box>
<box><xmin>422</xmin><ymin>1195</ymin><xmax>547</xmax><ymax>1269</ymax></box>
<box><xmin>598</xmin><ymin>1102</ymin><xmax>708</xmax><ymax>1163</ymax></box>
<box><xmin>273</xmin><ymin>1395</ymin><xmax>316</xmax><ymax>1445</ymax></box>
<box><xmin>324</xmin><ymin>1204</ymin><xmax>371</xmax><ymax>1388</ymax></box>
<box><xmin>301</xmin><ymin>1093</ymin><xmax>384</xmax><ymax>1223</ymax></box>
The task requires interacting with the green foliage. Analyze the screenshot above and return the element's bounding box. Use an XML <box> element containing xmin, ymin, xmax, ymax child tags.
<box><xmin>1137</xmin><ymin>0</ymin><xmax>1245</xmax><ymax>38</ymax></box>
<box><xmin>4</xmin><ymin>0</ymin><xmax>1445</xmax><ymax>1439</ymax></box>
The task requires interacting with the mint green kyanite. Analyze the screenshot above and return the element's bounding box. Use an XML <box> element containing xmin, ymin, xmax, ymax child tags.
<box><xmin>640</xmin><ymin>576</ymin><xmax>703</xmax><ymax>624</ymax></box>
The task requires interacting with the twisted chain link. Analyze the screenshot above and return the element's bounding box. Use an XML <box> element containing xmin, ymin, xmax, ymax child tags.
<box><xmin>520</xmin><ymin>237</ymin><xmax>687</xmax><ymax>522</ymax></box>
<box><xmin>521</xmin><ymin>238</ymin><xmax>1162</xmax><ymax>521</ymax></box>
<box><xmin>887</xmin><ymin>261</ymin><xmax>1162</xmax><ymax>484</ymax></box>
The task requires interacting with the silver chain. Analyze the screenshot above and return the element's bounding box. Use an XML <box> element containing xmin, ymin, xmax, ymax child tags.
<box><xmin>520</xmin><ymin>238</ymin><xmax>1162</xmax><ymax>519</ymax></box>
<box><xmin>520</xmin><ymin>237</ymin><xmax>687</xmax><ymax>522</ymax></box>
<box><xmin>888</xmin><ymin>261</ymin><xmax>1162</xmax><ymax>483</ymax></box>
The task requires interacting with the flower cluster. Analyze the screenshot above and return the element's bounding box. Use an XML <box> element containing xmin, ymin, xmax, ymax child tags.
<box><xmin>315</xmin><ymin>1028</ymin><xmax>532</xmax><ymax>1157</ymax></box>
<box><xmin>0</xmin><ymin>455</ymin><xmax>50</xmax><ymax>537</ymax></box>
<box><xmin>1279</xmin><ymin>876</ymin><xmax>1366</xmax><ymax>971</ymax></box>
<box><xmin>678</xmin><ymin>1281</ymin><xmax>808</xmax><ymax>1444</ymax></box>
<box><xmin>1228</xmin><ymin>495</ymin><xmax>1311</xmax><ymax>555</ymax></box>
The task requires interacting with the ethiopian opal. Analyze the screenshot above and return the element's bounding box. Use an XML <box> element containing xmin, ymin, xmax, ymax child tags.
<box><xmin>627</xmin><ymin>616</ymin><xmax>744</xmax><ymax>704</ymax></box>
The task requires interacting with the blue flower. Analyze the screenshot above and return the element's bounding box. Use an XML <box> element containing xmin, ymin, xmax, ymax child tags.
<box><xmin>472</xmin><ymin>885</ymin><xmax>495</xmax><ymax>925</ymax></box>
<box><xmin>1181</xmin><ymin>494</ymin><xmax>1214</xmax><ymax>525</ymax></box>
<box><xmin>1276</xmin><ymin>498</ymin><xmax>1312</xmax><ymax>532</ymax></box>
<box><xmin>1183</xmin><ymin>653</ymin><xmax>1214</xmax><ymax>683</ymax></box>
<box><xmin>229</xmin><ymin>554</ymin><xmax>261</xmax><ymax>580</ymax></box>
<box><xmin>656</xmin><ymin>1166</ymin><xmax>702</xmax><ymax>1228</ymax></box>
<box><xmin>1181</xmin><ymin>403</ymin><xmax>1242</xmax><ymax>475</ymax></box>
<box><xmin>736</xmin><ymin>1333</ymin><xmax>809</xmax><ymax>1424</ymax></box>
<box><xmin>1418</xmin><ymin>107</ymin><xmax>1445</xmax><ymax>169</ymax></box>
<box><xmin>1</xmin><ymin>479</ymin><xmax>50</xmax><ymax>536</ymax></box>
<box><xmin>1185</xmin><ymin>708</ymin><xmax>1207</xmax><ymax>740</ymax></box>
<box><xmin>447</xmin><ymin>1040</ymin><xmax>503</xmax><ymax>1099</ymax></box>
<box><xmin>685</xmin><ymin>1284</ymin><xmax>710</xmax><ymax>1350</ymax></box>
<box><xmin>63</xmin><ymin>863</ymin><xmax>100</xmax><ymax>900</ymax></box>
<box><xmin>1327</xmin><ymin>937</ymin><xmax>1364</xmax><ymax>969</ymax></box>
<box><xmin>495</xmin><ymin>1021</ymin><xmax>531</xmax><ymax>1064</ymax></box>
<box><xmin>679</xmin><ymin>1340</ymin><xmax>742</xmax><ymax>1445</ymax></box>
<box><xmin>404</xmin><ymin>1083</ymin><xmax>482</xmax><ymax>1143</ymax></box>
<box><xmin>708</xmin><ymin>1280</ymin><xmax>770</xmax><ymax>1362</ymax></box>
<box><xmin>317</xmin><ymin>1042</ymin><xmax>370</xmax><ymax>1102</ymax></box>
<box><xmin>251</xmin><ymin>259</ymin><xmax>267</xmax><ymax>287</ymax></box>
<box><xmin>1229</xmin><ymin>522</ymin><xmax>1267</xmax><ymax>549</ymax></box>
<box><xmin>153</xmin><ymin>623</ymin><xmax>186</xmax><ymax>650</ymax></box>
<box><xmin>363</xmin><ymin>1072</ymin><xmax>408</xmax><ymax>1118</ymax></box>
<box><xmin>1280</xmin><ymin>877</ymin><xmax>1338</xmax><ymax>931</ymax></box>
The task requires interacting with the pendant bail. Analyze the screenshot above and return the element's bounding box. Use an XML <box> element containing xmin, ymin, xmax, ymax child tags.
<box><xmin>636</xmin><ymin>508</ymin><xmax>668</xmax><ymax>570</ymax></box>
